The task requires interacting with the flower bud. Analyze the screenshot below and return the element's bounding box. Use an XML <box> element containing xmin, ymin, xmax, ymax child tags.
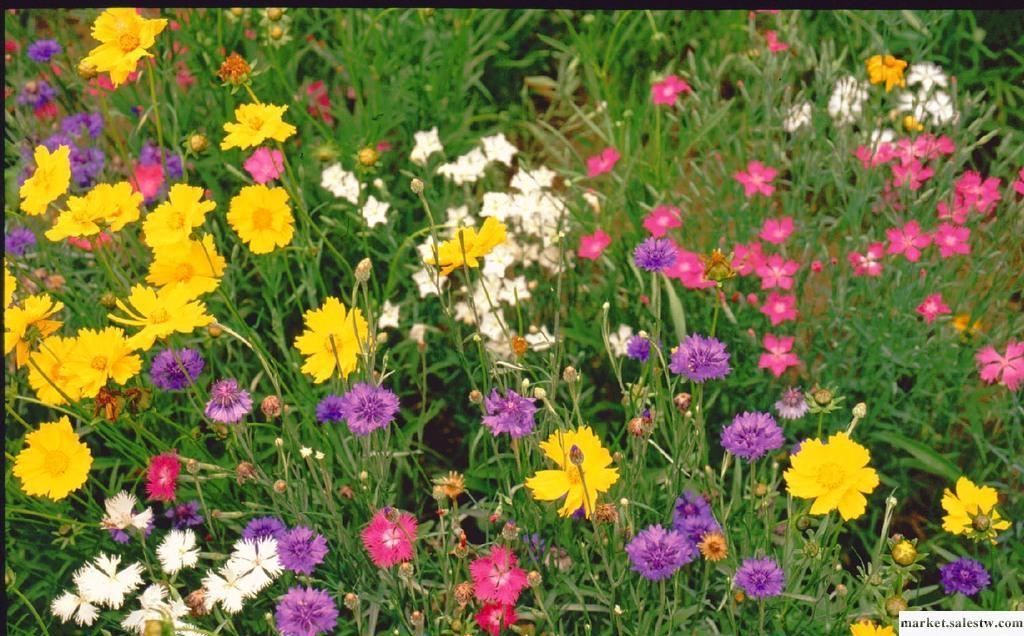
<box><xmin>355</xmin><ymin>257</ymin><xmax>373</xmax><ymax>282</ymax></box>
<box><xmin>99</xmin><ymin>292</ymin><xmax>118</xmax><ymax>308</ymax></box>
<box><xmin>358</xmin><ymin>147</ymin><xmax>379</xmax><ymax>166</ymax></box>
<box><xmin>143</xmin><ymin>620</ymin><xmax>165</xmax><ymax>636</ymax></box>
<box><xmin>454</xmin><ymin>582</ymin><xmax>474</xmax><ymax>606</ymax></box>
<box><xmin>186</xmin><ymin>458</ymin><xmax>199</xmax><ymax>474</ymax></box>
<box><xmin>835</xmin><ymin>584</ymin><xmax>848</xmax><ymax>597</ymax></box>
<box><xmin>235</xmin><ymin>462</ymin><xmax>257</xmax><ymax>484</ymax></box>
<box><xmin>533</xmin><ymin>387</ymin><xmax>547</xmax><ymax>400</ymax></box>
<box><xmin>812</xmin><ymin>387</ymin><xmax>834</xmax><ymax>406</ymax></box>
<box><xmin>77</xmin><ymin>59</ymin><xmax>98</xmax><ymax>79</ymax></box>
<box><xmin>410</xmin><ymin>611</ymin><xmax>424</xmax><ymax>628</ymax></box>
<box><xmin>273</xmin><ymin>479</ymin><xmax>287</xmax><ymax>493</ymax></box>
<box><xmin>410</xmin><ymin>178</ymin><xmax>424</xmax><ymax>194</ymax></box>
<box><xmin>511</xmin><ymin>335</ymin><xmax>528</xmax><ymax>356</ymax></box>
<box><xmin>343</xmin><ymin>592</ymin><xmax>359</xmax><ymax>610</ymax></box>
<box><xmin>207</xmin><ymin>324</ymin><xmax>223</xmax><ymax>338</ymax></box>
<box><xmin>754</xmin><ymin>483</ymin><xmax>769</xmax><ymax>497</ymax></box>
<box><xmin>501</xmin><ymin>521</ymin><xmax>519</xmax><ymax>541</ymax></box>
<box><xmin>852</xmin><ymin>402</ymin><xmax>867</xmax><ymax>418</ymax></box>
<box><xmin>338</xmin><ymin>485</ymin><xmax>355</xmax><ymax>499</ymax></box>
<box><xmin>594</xmin><ymin>503</ymin><xmax>618</xmax><ymax>524</ymax></box>
<box><xmin>217</xmin><ymin>52</ymin><xmax>251</xmax><ymax>86</ymax></box>
<box><xmin>266</xmin><ymin>7</ymin><xmax>284</xmax><ymax>20</ymax></box>
<box><xmin>274</xmin><ymin>437</ymin><xmax>284</xmax><ymax>447</ymax></box>
<box><xmin>885</xmin><ymin>595</ymin><xmax>908</xmax><ymax>616</ymax></box>
<box><xmin>891</xmin><ymin>539</ymin><xmax>917</xmax><ymax>566</ymax></box>
<box><xmin>569</xmin><ymin>445</ymin><xmax>584</xmax><ymax>466</ymax></box>
<box><xmin>261</xmin><ymin>395</ymin><xmax>282</xmax><ymax>419</ymax></box>
<box><xmin>627</xmin><ymin>417</ymin><xmax>648</xmax><ymax>437</ymax></box>
<box><xmin>189</xmin><ymin>134</ymin><xmax>209</xmax><ymax>154</ymax></box>
<box><xmin>398</xmin><ymin>562</ymin><xmax>414</xmax><ymax>579</ymax></box>
<box><xmin>185</xmin><ymin>588</ymin><xmax>209</xmax><ymax>616</ymax></box>
<box><xmin>673</xmin><ymin>392</ymin><xmax>692</xmax><ymax>412</ymax></box>
<box><xmin>562</xmin><ymin>366</ymin><xmax>578</xmax><ymax>383</ymax></box>
<box><xmin>468</xmin><ymin>389</ymin><xmax>483</xmax><ymax>404</ymax></box>
<box><xmin>796</xmin><ymin>515</ymin><xmax>811</xmax><ymax>531</ymax></box>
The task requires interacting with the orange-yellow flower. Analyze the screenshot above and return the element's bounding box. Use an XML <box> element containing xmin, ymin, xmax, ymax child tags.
<box><xmin>221</xmin><ymin>102</ymin><xmax>297</xmax><ymax>150</ymax></box>
<box><xmin>28</xmin><ymin>335</ymin><xmax>83</xmax><ymax>406</ymax></box>
<box><xmin>19</xmin><ymin>145</ymin><xmax>71</xmax><ymax>215</ymax></box>
<box><xmin>784</xmin><ymin>432</ymin><xmax>879</xmax><ymax>521</ymax></box>
<box><xmin>293</xmin><ymin>297</ymin><xmax>369</xmax><ymax>383</ymax></box>
<box><xmin>525</xmin><ymin>426</ymin><xmax>620</xmax><ymax>518</ymax></box>
<box><xmin>941</xmin><ymin>476</ymin><xmax>1011</xmax><ymax>543</ymax></box>
<box><xmin>142</xmin><ymin>184</ymin><xmax>216</xmax><ymax>248</ymax></box>
<box><xmin>45</xmin><ymin>186</ymin><xmax>108</xmax><ymax>242</ymax></box>
<box><xmin>227</xmin><ymin>184</ymin><xmax>294</xmax><ymax>254</ymax></box>
<box><xmin>866</xmin><ymin>54</ymin><xmax>907</xmax><ymax>92</ymax></box>
<box><xmin>108</xmin><ymin>284</ymin><xmax>214</xmax><ymax>351</ymax></box>
<box><xmin>424</xmin><ymin>216</ymin><xmax>507</xmax><ymax>276</ymax></box>
<box><xmin>146</xmin><ymin>234</ymin><xmax>226</xmax><ymax>299</ymax></box>
<box><xmin>64</xmin><ymin>327</ymin><xmax>142</xmax><ymax>398</ymax></box>
<box><xmin>13</xmin><ymin>416</ymin><xmax>93</xmax><ymax>501</ymax></box>
<box><xmin>82</xmin><ymin>8</ymin><xmax>167</xmax><ymax>87</ymax></box>
<box><xmin>4</xmin><ymin>293</ymin><xmax>64</xmax><ymax>368</ymax></box>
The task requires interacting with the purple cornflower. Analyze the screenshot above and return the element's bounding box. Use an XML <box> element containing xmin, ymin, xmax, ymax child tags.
<box><xmin>734</xmin><ymin>557</ymin><xmax>785</xmax><ymax>599</ymax></box>
<box><xmin>69</xmin><ymin>146</ymin><xmax>105</xmax><ymax>188</ymax></box>
<box><xmin>27</xmin><ymin>39</ymin><xmax>62</xmax><ymax>62</ymax></box>
<box><xmin>940</xmin><ymin>558</ymin><xmax>990</xmax><ymax>596</ymax></box>
<box><xmin>204</xmin><ymin>378</ymin><xmax>253</xmax><ymax>424</ymax></box>
<box><xmin>315</xmin><ymin>395</ymin><xmax>346</xmax><ymax>424</ymax></box>
<box><xmin>672</xmin><ymin>490</ymin><xmax>721</xmax><ymax>546</ymax></box>
<box><xmin>721</xmin><ymin>411</ymin><xmax>784</xmax><ymax>461</ymax></box>
<box><xmin>525</xmin><ymin>533</ymin><xmax>548</xmax><ymax>565</ymax></box>
<box><xmin>633</xmin><ymin>237</ymin><xmax>678</xmax><ymax>272</ymax></box>
<box><xmin>624</xmin><ymin>524</ymin><xmax>695</xmax><ymax>580</ymax></box>
<box><xmin>5</xmin><ymin>227</ymin><xmax>37</xmax><ymax>257</ymax></box>
<box><xmin>278</xmin><ymin>526</ymin><xmax>329</xmax><ymax>575</ymax></box>
<box><xmin>775</xmin><ymin>386</ymin><xmax>809</xmax><ymax>420</ymax></box>
<box><xmin>109</xmin><ymin>516</ymin><xmax>155</xmax><ymax>544</ymax></box>
<box><xmin>673</xmin><ymin>490</ymin><xmax>713</xmax><ymax>522</ymax></box>
<box><xmin>482</xmin><ymin>388</ymin><xmax>538</xmax><ymax>438</ymax></box>
<box><xmin>243</xmin><ymin>516</ymin><xmax>287</xmax><ymax>541</ymax></box>
<box><xmin>165</xmin><ymin>500</ymin><xmax>204</xmax><ymax>529</ymax></box>
<box><xmin>275</xmin><ymin>586</ymin><xmax>339</xmax><ymax>636</ymax></box>
<box><xmin>626</xmin><ymin>335</ymin><xmax>651</xmax><ymax>362</ymax></box>
<box><xmin>61</xmin><ymin>112</ymin><xmax>104</xmax><ymax>139</ymax></box>
<box><xmin>150</xmin><ymin>348</ymin><xmax>204</xmax><ymax>391</ymax></box>
<box><xmin>669</xmin><ymin>334</ymin><xmax>731</xmax><ymax>383</ymax></box>
<box><xmin>339</xmin><ymin>382</ymin><xmax>400</xmax><ymax>436</ymax></box>
<box><xmin>18</xmin><ymin>79</ymin><xmax>56</xmax><ymax>108</ymax></box>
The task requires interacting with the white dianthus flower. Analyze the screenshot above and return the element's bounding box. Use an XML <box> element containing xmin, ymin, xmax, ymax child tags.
<box><xmin>413</xmin><ymin>267</ymin><xmax>443</xmax><ymax>298</ymax></box>
<box><xmin>51</xmin><ymin>590</ymin><xmax>100</xmax><ymax>627</ymax></box>
<box><xmin>924</xmin><ymin>90</ymin><xmax>957</xmax><ymax>125</ymax></box>
<box><xmin>906</xmin><ymin>62</ymin><xmax>948</xmax><ymax>94</ymax></box>
<box><xmin>409</xmin><ymin>323</ymin><xmax>427</xmax><ymax>345</ymax></box>
<box><xmin>409</xmin><ymin>127</ymin><xmax>444</xmax><ymax>166</ymax></box>
<box><xmin>782</xmin><ymin>101</ymin><xmax>813</xmax><ymax>132</ymax></box>
<box><xmin>157</xmin><ymin>529</ymin><xmax>200</xmax><ymax>575</ymax></box>
<box><xmin>320</xmin><ymin>163</ymin><xmax>361</xmax><ymax>205</ymax></box>
<box><xmin>608</xmin><ymin>324</ymin><xmax>634</xmax><ymax>357</ymax></box>
<box><xmin>100</xmin><ymin>490</ymin><xmax>153</xmax><ymax>537</ymax></box>
<box><xmin>202</xmin><ymin>562</ymin><xmax>253</xmax><ymax>615</ymax></box>
<box><xmin>436</xmin><ymin>147</ymin><xmax>489</xmax><ymax>186</ymax></box>
<box><xmin>510</xmin><ymin>166</ymin><xmax>557</xmax><ymax>193</ymax></box>
<box><xmin>74</xmin><ymin>553</ymin><xmax>145</xmax><ymax>610</ymax></box>
<box><xmin>377</xmin><ymin>300</ymin><xmax>400</xmax><ymax>330</ymax></box>
<box><xmin>361</xmin><ymin>195</ymin><xmax>390</xmax><ymax>227</ymax></box>
<box><xmin>827</xmin><ymin>75</ymin><xmax>869</xmax><ymax>125</ymax></box>
<box><xmin>480</xmin><ymin>133</ymin><xmax>519</xmax><ymax>166</ymax></box>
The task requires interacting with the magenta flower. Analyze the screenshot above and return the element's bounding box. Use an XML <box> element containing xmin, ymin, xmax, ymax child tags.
<box><xmin>132</xmin><ymin>162</ymin><xmax>164</xmax><ymax>200</ymax></box>
<box><xmin>476</xmin><ymin>604</ymin><xmax>517</xmax><ymax>636</ymax></box>
<box><xmin>891</xmin><ymin>159</ymin><xmax>933</xmax><ymax>191</ymax></box>
<box><xmin>664</xmin><ymin>249</ymin><xmax>715</xmax><ymax>289</ymax></box>
<box><xmin>146</xmin><ymin>452</ymin><xmax>180</xmax><ymax>502</ymax></box>
<box><xmin>848</xmin><ymin>243</ymin><xmax>885</xmax><ymax>277</ymax></box>
<box><xmin>758</xmin><ymin>334</ymin><xmax>800</xmax><ymax>377</ymax></box>
<box><xmin>733</xmin><ymin>160</ymin><xmax>777</xmax><ymax>198</ymax></box>
<box><xmin>764</xmin><ymin>30</ymin><xmax>789</xmax><ymax>52</ymax></box>
<box><xmin>758</xmin><ymin>217</ymin><xmax>794</xmax><ymax>244</ymax></box>
<box><xmin>470</xmin><ymin>545</ymin><xmax>528</xmax><ymax>606</ymax></box>
<box><xmin>642</xmin><ymin>205</ymin><xmax>682</xmax><ymax>237</ymax></box>
<box><xmin>755</xmin><ymin>254</ymin><xmax>799</xmax><ymax>290</ymax></box>
<box><xmin>955</xmin><ymin>171</ymin><xmax>1002</xmax><ymax>215</ymax></box>
<box><xmin>732</xmin><ymin>240</ymin><xmax>765</xmax><ymax>276</ymax></box>
<box><xmin>651</xmin><ymin>74</ymin><xmax>691</xmax><ymax>106</ymax></box>
<box><xmin>760</xmin><ymin>292</ymin><xmax>798</xmax><ymax>326</ymax></box>
<box><xmin>361</xmin><ymin>508</ymin><xmax>417</xmax><ymax>568</ymax></box>
<box><xmin>916</xmin><ymin>293</ymin><xmax>951</xmax><ymax>325</ymax></box>
<box><xmin>243</xmin><ymin>147</ymin><xmax>284</xmax><ymax>184</ymax></box>
<box><xmin>578</xmin><ymin>229</ymin><xmax>611</xmax><ymax>260</ymax></box>
<box><xmin>932</xmin><ymin>222</ymin><xmax>970</xmax><ymax>258</ymax></box>
<box><xmin>1014</xmin><ymin>167</ymin><xmax>1024</xmax><ymax>196</ymax></box>
<box><xmin>886</xmin><ymin>221</ymin><xmax>932</xmax><ymax>262</ymax></box>
<box><xmin>854</xmin><ymin>143</ymin><xmax>895</xmax><ymax>169</ymax></box>
<box><xmin>975</xmin><ymin>340</ymin><xmax>1024</xmax><ymax>392</ymax></box>
<box><xmin>586</xmin><ymin>147</ymin><xmax>620</xmax><ymax>178</ymax></box>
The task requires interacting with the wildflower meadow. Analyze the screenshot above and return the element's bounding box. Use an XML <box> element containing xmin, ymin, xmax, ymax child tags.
<box><xmin>6</xmin><ymin>8</ymin><xmax>1024</xmax><ymax>636</ymax></box>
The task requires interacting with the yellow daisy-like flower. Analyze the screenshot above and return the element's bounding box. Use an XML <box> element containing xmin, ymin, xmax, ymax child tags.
<box><xmin>525</xmin><ymin>425</ymin><xmax>620</xmax><ymax>519</ymax></box>
<box><xmin>424</xmin><ymin>216</ymin><xmax>507</xmax><ymax>276</ymax></box>
<box><xmin>81</xmin><ymin>8</ymin><xmax>168</xmax><ymax>87</ymax></box>
<box><xmin>227</xmin><ymin>184</ymin><xmax>294</xmax><ymax>254</ymax></box>
<box><xmin>293</xmin><ymin>296</ymin><xmax>369</xmax><ymax>383</ymax></box>
<box><xmin>4</xmin><ymin>293</ymin><xmax>64</xmax><ymax>368</ymax></box>
<box><xmin>19</xmin><ymin>145</ymin><xmax>71</xmax><ymax>215</ymax></box>
<box><xmin>146</xmin><ymin>234</ymin><xmax>226</xmax><ymax>299</ymax></box>
<box><xmin>142</xmin><ymin>183</ymin><xmax>216</xmax><ymax>248</ymax></box>
<box><xmin>866</xmin><ymin>54</ymin><xmax>907</xmax><ymax>92</ymax></box>
<box><xmin>28</xmin><ymin>335</ymin><xmax>83</xmax><ymax>406</ymax></box>
<box><xmin>784</xmin><ymin>431</ymin><xmax>879</xmax><ymax>521</ymax></box>
<box><xmin>940</xmin><ymin>476</ymin><xmax>1011</xmax><ymax>543</ymax></box>
<box><xmin>952</xmin><ymin>314</ymin><xmax>982</xmax><ymax>337</ymax></box>
<box><xmin>108</xmin><ymin>284</ymin><xmax>214</xmax><ymax>351</ymax></box>
<box><xmin>64</xmin><ymin>326</ymin><xmax>142</xmax><ymax>398</ymax></box>
<box><xmin>97</xmin><ymin>181</ymin><xmax>144</xmax><ymax>231</ymax></box>
<box><xmin>4</xmin><ymin>261</ymin><xmax>16</xmax><ymax>308</ymax></box>
<box><xmin>221</xmin><ymin>102</ymin><xmax>297</xmax><ymax>150</ymax></box>
<box><xmin>13</xmin><ymin>416</ymin><xmax>93</xmax><ymax>501</ymax></box>
<box><xmin>44</xmin><ymin>187</ymin><xmax>107</xmax><ymax>242</ymax></box>
<box><xmin>850</xmin><ymin>621</ymin><xmax>894</xmax><ymax>636</ymax></box>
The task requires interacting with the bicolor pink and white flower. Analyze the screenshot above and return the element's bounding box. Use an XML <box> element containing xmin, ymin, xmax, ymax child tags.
<box><xmin>848</xmin><ymin>243</ymin><xmax>885</xmax><ymax>277</ymax></box>
<box><xmin>975</xmin><ymin>340</ymin><xmax>1024</xmax><ymax>392</ymax></box>
<box><xmin>733</xmin><ymin>160</ymin><xmax>777</xmax><ymax>198</ymax></box>
<box><xmin>886</xmin><ymin>221</ymin><xmax>932</xmax><ymax>262</ymax></box>
<box><xmin>642</xmin><ymin>205</ymin><xmax>682</xmax><ymax>237</ymax></box>
<box><xmin>759</xmin><ymin>217</ymin><xmax>794</xmax><ymax>244</ymax></box>
<box><xmin>916</xmin><ymin>293</ymin><xmax>951</xmax><ymax>324</ymax></box>
<box><xmin>651</xmin><ymin>75</ymin><xmax>691</xmax><ymax>106</ymax></box>
<box><xmin>755</xmin><ymin>254</ymin><xmax>800</xmax><ymax>290</ymax></box>
<box><xmin>760</xmin><ymin>292</ymin><xmax>798</xmax><ymax>326</ymax></box>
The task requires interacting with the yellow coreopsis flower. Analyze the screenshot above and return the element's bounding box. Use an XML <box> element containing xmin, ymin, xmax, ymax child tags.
<box><xmin>293</xmin><ymin>296</ymin><xmax>369</xmax><ymax>383</ymax></box>
<box><xmin>4</xmin><ymin>293</ymin><xmax>64</xmax><ymax>368</ymax></box>
<box><xmin>866</xmin><ymin>54</ymin><xmax>907</xmax><ymax>92</ymax></box>
<box><xmin>941</xmin><ymin>476</ymin><xmax>1011</xmax><ymax>543</ymax></box>
<box><xmin>19</xmin><ymin>145</ymin><xmax>71</xmax><ymax>215</ymax></box>
<box><xmin>45</xmin><ymin>186</ymin><xmax>107</xmax><ymax>242</ymax></box>
<box><xmin>146</xmin><ymin>234</ymin><xmax>226</xmax><ymax>299</ymax></box>
<box><xmin>4</xmin><ymin>261</ymin><xmax>16</xmax><ymax>308</ymax></box>
<box><xmin>221</xmin><ymin>102</ymin><xmax>297</xmax><ymax>150</ymax></box>
<box><xmin>850</xmin><ymin>621</ymin><xmax>894</xmax><ymax>636</ymax></box>
<box><xmin>108</xmin><ymin>284</ymin><xmax>214</xmax><ymax>351</ymax></box>
<box><xmin>784</xmin><ymin>431</ymin><xmax>879</xmax><ymax>521</ymax></box>
<box><xmin>424</xmin><ymin>216</ymin><xmax>507</xmax><ymax>276</ymax></box>
<box><xmin>525</xmin><ymin>425</ymin><xmax>620</xmax><ymax>519</ymax></box>
<box><xmin>227</xmin><ymin>184</ymin><xmax>294</xmax><ymax>254</ymax></box>
<box><xmin>13</xmin><ymin>416</ymin><xmax>93</xmax><ymax>501</ymax></box>
<box><xmin>64</xmin><ymin>327</ymin><xmax>142</xmax><ymax>398</ymax></box>
<box><xmin>142</xmin><ymin>183</ymin><xmax>216</xmax><ymax>248</ymax></box>
<box><xmin>82</xmin><ymin>8</ymin><xmax>167</xmax><ymax>87</ymax></box>
<box><xmin>28</xmin><ymin>335</ymin><xmax>83</xmax><ymax>406</ymax></box>
<box><xmin>97</xmin><ymin>181</ymin><xmax>144</xmax><ymax>231</ymax></box>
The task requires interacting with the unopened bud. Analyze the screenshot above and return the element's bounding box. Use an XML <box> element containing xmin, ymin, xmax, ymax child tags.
<box><xmin>562</xmin><ymin>366</ymin><xmax>578</xmax><ymax>383</ymax></box>
<box><xmin>568</xmin><ymin>445</ymin><xmax>584</xmax><ymax>466</ymax></box>
<box><xmin>852</xmin><ymin>402</ymin><xmax>867</xmax><ymax>418</ymax></box>
<box><xmin>186</xmin><ymin>458</ymin><xmax>199</xmax><ymax>474</ymax></box>
<box><xmin>796</xmin><ymin>515</ymin><xmax>811</xmax><ymax>531</ymax></box>
<box><xmin>501</xmin><ymin>521</ymin><xmax>519</xmax><ymax>541</ymax></box>
<box><xmin>454</xmin><ymin>582</ymin><xmax>474</xmax><ymax>606</ymax></box>
<box><xmin>143</xmin><ymin>620</ymin><xmax>165</xmax><ymax>636</ymax></box>
<box><xmin>594</xmin><ymin>503</ymin><xmax>618</xmax><ymax>524</ymax></box>
<box><xmin>100</xmin><ymin>292</ymin><xmax>118</xmax><ymax>308</ymax></box>
<box><xmin>261</xmin><ymin>395</ymin><xmax>282</xmax><ymax>418</ymax></box>
<box><xmin>812</xmin><ymin>387</ymin><xmax>834</xmax><ymax>406</ymax></box>
<box><xmin>468</xmin><ymin>389</ymin><xmax>483</xmax><ymax>404</ymax></box>
<box><xmin>410</xmin><ymin>611</ymin><xmax>424</xmax><ymax>628</ymax></box>
<box><xmin>754</xmin><ymin>483</ymin><xmax>769</xmax><ymax>497</ymax></box>
<box><xmin>511</xmin><ymin>335</ymin><xmax>528</xmax><ymax>356</ymax></box>
<box><xmin>358</xmin><ymin>147</ymin><xmax>379</xmax><ymax>166</ymax></box>
<box><xmin>673</xmin><ymin>392</ymin><xmax>692</xmax><ymax>412</ymax></box>
<box><xmin>235</xmin><ymin>462</ymin><xmax>256</xmax><ymax>484</ymax></box>
<box><xmin>189</xmin><ymin>134</ymin><xmax>209</xmax><ymax>154</ymax></box>
<box><xmin>273</xmin><ymin>479</ymin><xmax>287</xmax><ymax>493</ymax></box>
<box><xmin>835</xmin><ymin>583</ymin><xmax>848</xmax><ymax>597</ymax></box>
<box><xmin>527</xmin><ymin>570</ymin><xmax>542</xmax><ymax>588</ymax></box>
<box><xmin>891</xmin><ymin>539</ymin><xmax>917</xmax><ymax>565</ymax></box>
<box><xmin>972</xmin><ymin>513</ymin><xmax>991</xmax><ymax>532</ymax></box>
<box><xmin>359</xmin><ymin>470</ymin><xmax>369</xmax><ymax>481</ymax></box>
<box><xmin>207</xmin><ymin>324</ymin><xmax>223</xmax><ymax>338</ymax></box>
<box><xmin>185</xmin><ymin>588</ymin><xmax>209</xmax><ymax>616</ymax></box>
<box><xmin>398</xmin><ymin>562</ymin><xmax>414</xmax><ymax>579</ymax></box>
<box><xmin>274</xmin><ymin>437</ymin><xmax>284</xmax><ymax>447</ymax></box>
<box><xmin>355</xmin><ymin>257</ymin><xmax>373</xmax><ymax>282</ymax></box>
<box><xmin>533</xmin><ymin>387</ymin><xmax>547</xmax><ymax>400</ymax></box>
<box><xmin>885</xmin><ymin>595</ymin><xmax>908</xmax><ymax>616</ymax></box>
<box><xmin>343</xmin><ymin>593</ymin><xmax>359</xmax><ymax>610</ymax></box>
<box><xmin>266</xmin><ymin>7</ymin><xmax>284</xmax><ymax>21</ymax></box>
<box><xmin>410</xmin><ymin>178</ymin><xmax>424</xmax><ymax>194</ymax></box>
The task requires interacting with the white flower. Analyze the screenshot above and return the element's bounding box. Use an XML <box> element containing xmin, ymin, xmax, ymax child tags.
<box><xmin>480</xmin><ymin>192</ymin><xmax>515</xmax><ymax>222</ymax></box>
<box><xmin>361</xmin><ymin>195</ymin><xmax>390</xmax><ymax>227</ymax></box>
<box><xmin>413</xmin><ymin>267</ymin><xmax>443</xmax><ymax>298</ymax></box>
<box><xmin>101</xmin><ymin>490</ymin><xmax>153</xmax><ymax>536</ymax></box>
<box><xmin>445</xmin><ymin>204</ymin><xmax>474</xmax><ymax>232</ymax></box>
<box><xmin>827</xmin><ymin>75</ymin><xmax>869</xmax><ymax>125</ymax></box>
<box><xmin>409</xmin><ymin>323</ymin><xmax>427</xmax><ymax>345</ymax></box>
<box><xmin>436</xmin><ymin>148</ymin><xmax>489</xmax><ymax>186</ymax></box>
<box><xmin>51</xmin><ymin>590</ymin><xmax>100</xmax><ymax>626</ymax></box>
<box><xmin>897</xmin><ymin>89</ymin><xmax>928</xmax><ymax>120</ymax></box>
<box><xmin>409</xmin><ymin>127</ymin><xmax>443</xmax><ymax>166</ymax></box>
<box><xmin>227</xmin><ymin>537</ymin><xmax>283</xmax><ymax>584</ymax></box>
<box><xmin>378</xmin><ymin>300</ymin><xmax>400</xmax><ymax>330</ymax></box>
<box><xmin>608</xmin><ymin>324</ymin><xmax>634</xmax><ymax>357</ymax></box>
<box><xmin>510</xmin><ymin>166</ymin><xmax>557</xmax><ymax>194</ymax></box>
<box><xmin>869</xmin><ymin>128</ymin><xmax>897</xmax><ymax>146</ymax></box>
<box><xmin>524</xmin><ymin>325</ymin><xmax>555</xmax><ymax>352</ymax></box>
<box><xmin>202</xmin><ymin>563</ymin><xmax>253</xmax><ymax>615</ymax></box>
<box><xmin>497</xmin><ymin>275</ymin><xmax>531</xmax><ymax>305</ymax></box>
<box><xmin>924</xmin><ymin>90</ymin><xmax>957</xmax><ymax>125</ymax></box>
<box><xmin>121</xmin><ymin>584</ymin><xmax>199</xmax><ymax>634</ymax></box>
<box><xmin>582</xmin><ymin>189</ymin><xmax>601</xmax><ymax>213</ymax></box>
<box><xmin>157</xmin><ymin>529</ymin><xmax>200</xmax><ymax>575</ymax></box>
<box><xmin>480</xmin><ymin>133</ymin><xmax>518</xmax><ymax>166</ymax></box>
<box><xmin>906</xmin><ymin>62</ymin><xmax>948</xmax><ymax>94</ymax></box>
<box><xmin>300</xmin><ymin>446</ymin><xmax>313</xmax><ymax>458</ymax></box>
<box><xmin>782</xmin><ymin>101</ymin><xmax>812</xmax><ymax>132</ymax></box>
<box><xmin>75</xmin><ymin>553</ymin><xmax>144</xmax><ymax>609</ymax></box>
<box><xmin>315</xmin><ymin>450</ymin><xmax>325</xmax><ymax>460</ymax></box>
<box><xmin>320</xmin><ymin>163</ymin><xmax>360</xmax><ymax>205</ymax></box>
<box><xmin>481</xmin><ymin>242</ymin><xmax>516</xmax><ymax>278</ymax></box>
